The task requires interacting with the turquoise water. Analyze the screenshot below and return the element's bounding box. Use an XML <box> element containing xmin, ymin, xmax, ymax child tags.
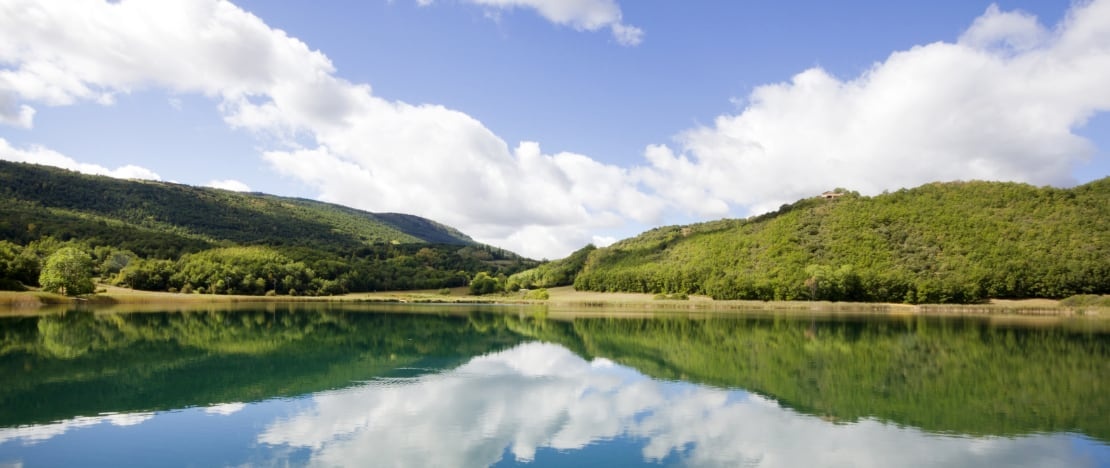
<box><xmin>0</xmin><ymin>305</ymin><xmax>1107</xmax><ymax>467</ymax></box>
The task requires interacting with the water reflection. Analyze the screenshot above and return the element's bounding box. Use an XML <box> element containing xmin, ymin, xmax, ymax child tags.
<box><xmin>260</xmin><ymin>342</ymin><xmax>1099</xmax><ymax>467</ymax></box>
<box><xmin>0</xmin><ymin>306</ymin><xmax>1107</xmax><ymax>467</ymax></box>
<box><xmin>0</xmin><ymin>412</ymin><xmax>154</xmax><ymax>445</ymax></box>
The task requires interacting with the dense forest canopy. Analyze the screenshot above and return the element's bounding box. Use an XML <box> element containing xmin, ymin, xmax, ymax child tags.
<box><xmin>0</xmin><ymin>161</ymin><xmax>536</xmax><ymax>295</ymax></box>
<box><xmin>513</xmin><ymin>178</ymin><xmax>1110</xmax><ymax>303</ymax></box>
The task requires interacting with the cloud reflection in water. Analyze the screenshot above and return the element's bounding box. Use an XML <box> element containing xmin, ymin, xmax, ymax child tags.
<box><xmin>259</xmin><ymin>342</ymin><xmax>1090</xmax><ymax>467</ymax></box>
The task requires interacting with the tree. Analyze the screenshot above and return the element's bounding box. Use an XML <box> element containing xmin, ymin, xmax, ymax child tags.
<box><xmin>39</xmin><ymin>247</ymin><xmax>95</xmax><ymax>296</ymax></box>
<box><xmin>469</xmin><ymin>272</ymin><xmax>501</xmax><ymax>295</ymax></box>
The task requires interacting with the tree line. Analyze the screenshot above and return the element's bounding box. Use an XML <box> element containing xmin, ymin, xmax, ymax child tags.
<box><xmin>1</xmin><ymin>237</ymin><xmax>532</xmax><ymax>296</ymax></box>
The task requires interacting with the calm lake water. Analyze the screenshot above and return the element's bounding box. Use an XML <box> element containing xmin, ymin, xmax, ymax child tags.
<box><xmin>0</xmin><ymin>304</ymin><xmax>1107</xmax><ymax>467</ymax></box>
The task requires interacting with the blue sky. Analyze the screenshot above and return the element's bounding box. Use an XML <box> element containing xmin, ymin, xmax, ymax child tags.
<box><xmin>1</xmin><ymin>0</ymin><xmax>1108</xmax><ymax>258</ymax></box>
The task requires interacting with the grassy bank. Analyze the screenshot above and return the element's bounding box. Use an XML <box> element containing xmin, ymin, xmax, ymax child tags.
<box><xmin>2</xmin><ymin>285</ymin><xmax>1107</xmax><ymax>318</ymax></box>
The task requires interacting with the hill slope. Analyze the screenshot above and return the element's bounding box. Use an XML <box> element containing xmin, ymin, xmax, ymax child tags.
<box><xmin>0</xmin><ymin>160</ymin><xmax>473</xmax><ymax>257</ymax></box>
<box><xmin>536</xmin><ymin>179</ymin><xmax>1109</xmax><ymax>303</ymax></box>
<box><xmin>0</xmin><ymin>161</ymin><xmax>533</xmax><ymax>295</ymax></box>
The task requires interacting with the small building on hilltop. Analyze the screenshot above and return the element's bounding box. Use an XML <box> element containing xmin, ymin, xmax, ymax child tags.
<box><xmin>820</xmin><ymin>191</ymin><xmax>844</xmax><ymax>200</ymax></box>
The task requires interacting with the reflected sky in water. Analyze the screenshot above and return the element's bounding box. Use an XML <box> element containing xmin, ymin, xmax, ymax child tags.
<box><xmin>2</xmin><ymin>341</ymin><xmax>1105</xmax><ymax>467</ymax></box>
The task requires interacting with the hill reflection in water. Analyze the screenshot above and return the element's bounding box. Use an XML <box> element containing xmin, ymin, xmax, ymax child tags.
<box><xmin>0</xmin><ymin>305</ymin><xmax>1106</xmax><ymax>467</ymax></box>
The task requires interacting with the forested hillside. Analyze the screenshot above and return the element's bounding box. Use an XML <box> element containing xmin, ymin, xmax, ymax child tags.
<box><xmin>525</xmin><ymin>179</ymin><xmax>1109</xmax><ymax>303</ymax></box>
<box><xmin>0</xmin><ymin>161</ymin><xmax>534</xmax><ymax>295</ymax></box>
<box><xmin>0</xmin><ymin>160</ymin><xmax>472</xmax><ymax>256</ymax></box>
<box><xmin>507</xmin><ymin>244</ymin><xmax>596</xmax><ymax>290</ymax></box>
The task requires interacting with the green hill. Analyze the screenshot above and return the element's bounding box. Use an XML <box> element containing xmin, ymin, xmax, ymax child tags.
<box><xmin>521</xmin><ymin>179</ymin><xmax>1110</xmax><ymax>303</ymax></box>
<box><xmin>0</xmin><ymin>161</ymin><xmax>534</xmax><ymax>295</ymax></box>
<box><xmin>0</xmin><ymin>160</ymin><xmax>473</xmax><ymax>255</ymax></box>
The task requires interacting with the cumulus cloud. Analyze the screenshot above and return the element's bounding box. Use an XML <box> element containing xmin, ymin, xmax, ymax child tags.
<box><xmin>259</xmin><ymin>342</ymin><xmax>1089</xmax><ymax>467</ymax></box>
<box><xmin>639</xmin><ymin>0</ymin><xmax>1110</xmax><ymax>216</ymax></box>
<box><xmin>0</xmin><ymin>1</ymin><xmax>333</xmax><ymax>113</ymax></box>
<box><xmin>206</xmin><ymin>179</ymin><xmax>251</xmax><ymax>192</ymax></box>
<box><xmin>0</xmin><ymin>138</ymin><xmax>161</xmax><ymax>180</ymax></box>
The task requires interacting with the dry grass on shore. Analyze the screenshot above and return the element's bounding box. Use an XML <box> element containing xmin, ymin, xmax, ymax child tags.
<box><xmin>2</xmin><ymin>284</ymin><xmax>1106</xmax><ymax>318</ymax></box>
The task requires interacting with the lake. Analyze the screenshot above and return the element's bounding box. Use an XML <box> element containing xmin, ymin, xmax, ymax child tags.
<box><xmin>0</xmin><ymin>304</ymin><xmax>1107</xmax><ymax>467</ymax></box>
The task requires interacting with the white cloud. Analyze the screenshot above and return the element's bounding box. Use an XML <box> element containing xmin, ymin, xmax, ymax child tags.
<box><xmin>591</xmin><ymin>235</ymin><xmax>616</xmax><ymax>247</ymax></box>
<box><xmin>258</xmin><ymin>342</ymin><xmax>1090</xmax><ymax>467</ymax></box>
<box><xmin>0</xmin><ymin>91</ymin><xmax>34</xmax><ymax>128</ymax></box>
<box><xmin>206</xmin><ymin>179</ymin><xmax>251</xmax><ymax>192</ymax></box>
<box><xmin>639</xmin><ymin>1</ymin><xmax>1110</xmax><ymax>217</ymax></box>
<box><xmin>427</xmin><ymin>0</ymin><xmax>643</xmax><ymax>45</ymax></box>
<box><xmin>959</xmin><ymin>4</ymin><xmax>1048</xmax><ymax>53</ymax></box>
<box><xmin>609</xmin><ymin>22</ymin><xmax>644</xmax><ymax>46</ymax></box>
<box><xmin>0</xmin><ymin>1</ymin><xmax>331</xmax><ymax>112</ymax></box>
<box><xmin>0</xmin><ymin>138</ymin><xmax>161</xmax><ymax>180</ymax></box>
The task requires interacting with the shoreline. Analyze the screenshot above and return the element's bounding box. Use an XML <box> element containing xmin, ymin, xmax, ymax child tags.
<box><xmin>2</xmin><ymin>286</ymin><xmax>1105</xmax><ymax>319</ymax></box>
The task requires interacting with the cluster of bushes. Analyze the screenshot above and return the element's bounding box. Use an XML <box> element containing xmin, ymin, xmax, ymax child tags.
<box><xmin>115</xmin><ymin>247</ymin><xmax>314</xmax><ymax>296</ymax></box>
<box><xmin>114</xmin><ymin>244</ymin><xmax>528</xmax><ymax>296</ymax></box>
<box><xmin>466</xmin><ymin>271</ymin><xmax>549</xmax><ymax>300</ymax></box>
<box><xmin>0</xmin><ymin>236</ymin><xmax>533</xmax><ymax>297</ymax></box>
<box><xmin>0</xmin><ymin>238</ymin><xmax>140</xmax><ymax>295</ymax></box>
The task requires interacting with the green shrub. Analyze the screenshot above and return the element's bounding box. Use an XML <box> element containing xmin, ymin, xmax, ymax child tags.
<box><xmin>1060</xmin><ymin>295</ymin><xmax>1110</xmax><ymax>308</ymax></box>
<box><xmin>523</xmin><ymin>288</ymin><xmax>549</xmax><ymax>300</ymax></box>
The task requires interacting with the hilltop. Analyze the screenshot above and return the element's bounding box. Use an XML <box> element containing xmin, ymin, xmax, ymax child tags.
<box><xmin>0</xmin><ymin>161</ymin><xmax>534</xmax><ymax>295</ymax></box>
<box><xmin>514</xmin><ymin>179</ymin><xmax>1110</xmax><ymax>303</ymax></box>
